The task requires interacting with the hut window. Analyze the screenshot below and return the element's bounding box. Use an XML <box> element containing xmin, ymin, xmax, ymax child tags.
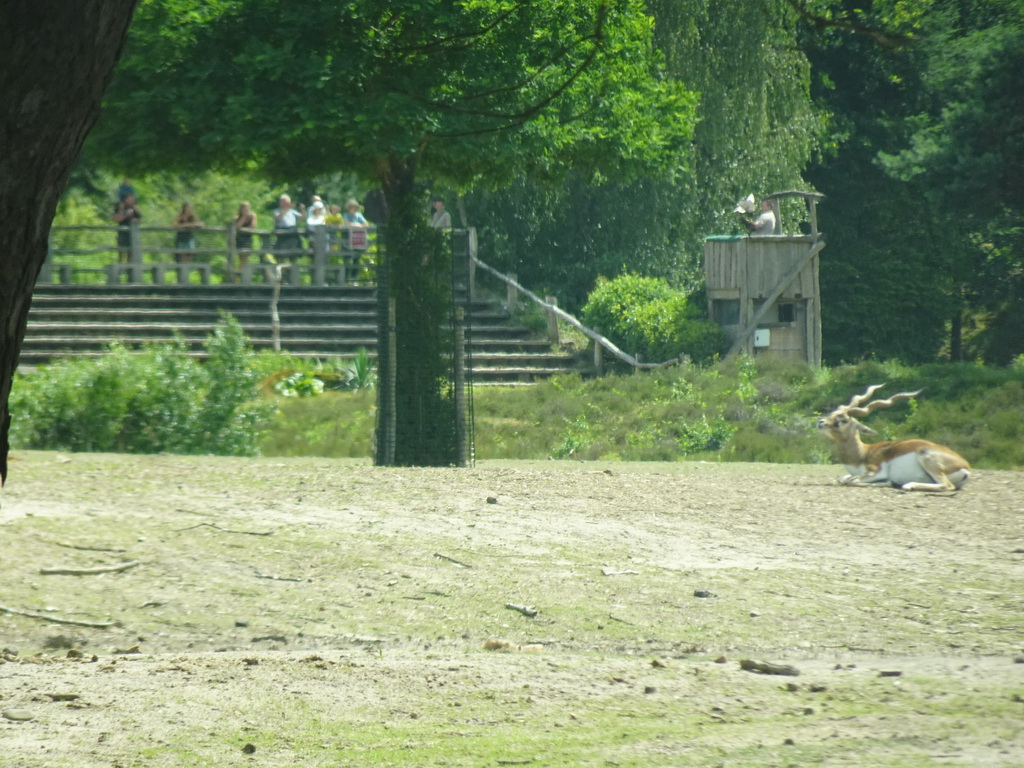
<box><xmin>778</xmin><ymin>303</ymin><xmax>796</xmax><ymax>323</ymax></box>
<box><xmin>712</xmin><ymin>299</ymin><xmax>740</xmax><ymax>325</ymax></box>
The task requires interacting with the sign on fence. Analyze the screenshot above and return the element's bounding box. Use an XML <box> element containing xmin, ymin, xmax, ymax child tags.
<box><xmin>347</xmin><ymin>228</ymin><xmax>368</xmax><ymax>250</ymax></box>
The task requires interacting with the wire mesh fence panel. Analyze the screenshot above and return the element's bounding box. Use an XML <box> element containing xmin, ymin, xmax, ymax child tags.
<box><xmin>374</xmin><ymin>227</ymin><xmax>474</xmax><ymax>467</ymax></box>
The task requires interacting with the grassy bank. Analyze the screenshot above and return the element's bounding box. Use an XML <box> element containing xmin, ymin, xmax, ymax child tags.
<box><xmin>260</xmin><ymin>358</ymin><xmax>1024</xmax><ymax>469</ymax></box>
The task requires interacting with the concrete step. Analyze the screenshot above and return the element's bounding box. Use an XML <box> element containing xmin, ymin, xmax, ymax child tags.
<box><xmin>28</xmin><ymin>305</ymin><xmax>376</xmax><ymax>318</ymax></box>
<box><xmin>30</xmin><ymin>284</ymin><xmax>375</xmax><ymax>300</ymax></box>
<box><xmin>16</xmin><ymin>351</ymin><xmax>582</xmax><ymax>384</ymax></box>
<box><xmin>25</xmin><ymin>321</ymin><xmax>536</xmax><ymax>337</ymax></box>
<box><xmin>24</xmin><ymin>284</ymin><xmax>588</xmax><ymax>382</ymax></box>
<box><xmin>26</xmin><ymin>323</ymin><xmax>377</xmax><ymax>339</ymax></box>
<box><xmin>20</xmin><ymin>335</ymin><xmax>568</xmax><ymax>357</ymax></box>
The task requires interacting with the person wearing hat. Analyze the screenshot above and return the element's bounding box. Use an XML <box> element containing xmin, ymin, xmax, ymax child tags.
<box><xmin>342</xmin><ymin>199</ymin><xmax>368</xmax><ymax>228</ymax></box>
<box><xmin>306</xmin><ymin>199</ymin><xmax>326</xmax><ymax>227</ymax></box>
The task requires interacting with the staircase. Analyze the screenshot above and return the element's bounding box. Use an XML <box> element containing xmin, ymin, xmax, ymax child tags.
<box><xmin>22</xmin><ymin>284</ymin><xmax>585</xmax><ymax>384</ymax></box>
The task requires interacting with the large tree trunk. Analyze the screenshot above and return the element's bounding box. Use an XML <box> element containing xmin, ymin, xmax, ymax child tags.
<box><xmin>0</xmin><ymin>1</ymin><xmax>137</xmax><ymax>485</ymax></box>
<box><xmin>374</xmin><ymin>154</ymin><xmax>461</xmax><ymax>466</ymax></box>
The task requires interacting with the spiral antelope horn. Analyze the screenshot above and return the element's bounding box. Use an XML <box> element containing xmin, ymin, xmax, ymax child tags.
<box><xmin>845</xmin><ymin>384</ymin><xmax>885</xmax><ymax>410</ymax></box>
<box><xmin>845</xmin><ymin>387</ymin><xmax>922</xmax><ymax>418</ymax></box>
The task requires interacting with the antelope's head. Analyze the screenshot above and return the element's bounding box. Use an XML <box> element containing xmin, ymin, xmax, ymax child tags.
<box><xmin>817</xmin><ymin>384</ymin><xmax>921</xmax><ymax>445</ymax></box>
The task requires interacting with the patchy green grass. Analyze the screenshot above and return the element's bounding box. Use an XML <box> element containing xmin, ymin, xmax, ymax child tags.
<box><xmin>256</xmin><ymin>358</ymin><xmax>1024</xmax><ymax>469</ymax></box>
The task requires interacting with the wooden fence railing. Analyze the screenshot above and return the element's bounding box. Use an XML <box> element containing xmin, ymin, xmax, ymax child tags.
<box><xmin>41</xmin><ymin>222</ymin><xmax>681</xmax><ymax>373</ymax></box>
<box><xmin>42</xmin><ymin>222</ymin><xmax>378</xmax><ymax>286</ymax></box>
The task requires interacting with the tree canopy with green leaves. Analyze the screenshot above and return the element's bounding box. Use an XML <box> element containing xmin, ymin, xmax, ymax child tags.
<box><xmin>90</xmin><ymin>0</ymin><xmax>698</xmax><ymax>193</ymax></box>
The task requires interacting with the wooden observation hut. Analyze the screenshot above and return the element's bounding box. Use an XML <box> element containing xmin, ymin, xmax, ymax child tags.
<box><xmin>704</xmin><ymin>190</ymin><xmax>825</xmax><ymax>366</ymax></box>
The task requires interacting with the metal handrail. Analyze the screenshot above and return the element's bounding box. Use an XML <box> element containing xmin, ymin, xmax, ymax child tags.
<box><xmin>470</xmin><ymin>256</ymin><xmax>681</xmax><ymax>371</ymax></box>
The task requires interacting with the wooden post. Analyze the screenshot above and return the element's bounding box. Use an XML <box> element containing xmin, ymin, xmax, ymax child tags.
<box><xmin>226</xmin><ymin>222</ymin><xmax>237</xmax><ymax>282</ymax></box>
<box><xmin>270</xmin><ymin>264</ymin><xmax>283</xmax><ymax>352</ymax></box>
<box><xmin>468</xmin><ymin>257</ymin><xmax>477</xmax><ymax>301</ymax></box>
<box><xmin>811</xmin><ymin>252</ymin><xmax>822</xmax><ymax>366</ymax></box>
<box><xmin>129</xmin><ymin>220</ymin><xmax>143</xmax><ymax>283</ymax></box>
<box><xmin>384</xmin><ymin>297</ymin><xmax>397</xmax><ymax>465</ymax></box>
<box><xmin>312</xmin><ymin>226</ymin><xmax>327</xmax><ymax>286</ymax></box>
<box><xmin>507</xmin><ymin>272</ymin><xmax>518</xmax><ymax>312</ymax></box>
<box><xmin>454</xmin><ymin>306</ymin><xmax>468</xmax><ymax>467</ymax></box>
<box><xmin>544</xmin><ymin>296</ymin><xmax>560</xmax><ymax>345</ymax></box>
<box><xmin>593</xmin><ymin>327</ymin><xmax>603</xmax><ymax>375</ymax></box>
<box><xmin>39</xmin><ymin>235</ymin><xmax>54</xmax><ymax>284</ymax></box>
<box><xmin>175</xmin><ymin>262</ymin><xmax>189</xmax><ymax>285</ymax></box>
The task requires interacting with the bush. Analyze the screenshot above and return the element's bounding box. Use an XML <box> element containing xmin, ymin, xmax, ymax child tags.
<box><xmin>11</xmin><ymin>316</ymin><xmax>273</xmax><ymax>456</ymax></box>
<box><xmin>581</xmin><ymin>273</ymin><xmax>728</xmax><ymax>364</ymax></box>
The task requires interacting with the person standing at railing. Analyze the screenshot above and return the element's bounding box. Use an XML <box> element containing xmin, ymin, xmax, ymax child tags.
<box><xmin>739</xmin><ymin>198</ymin><xmax>777</xmax><ymax>236</ymax></box>
<box><xmin>343</xmin><ymin>198</ymin><xmax>368</xmax><ymax>228</ymax></box>
<box><xmin>306</xmin><ymin>200</ymin><xmax>326</xmax><ymax>227</ymax></box>
<box><xmin>342</xmin><ymin>199</ymin><xmax>370</xmax><ymax>276</ymax></box>
<box><xmin>117</xmin><ymin>177</ymin><xmax>136</xmax><ymax>203</ymax></box>
<box><xmin>324</xmin><ymin>203</ymin><xmax>344</xmax><ymax>252</ymax></box>
<box><xmin>112</xmin><ymin>193</ymin><xmax>142</xmax><ymax>263</ymax></box>
<box><xmin>233</xmin><ymin>201</ymin><xmax>258</xmax><ymax>277</ymax></box>
<box><xmin>305</xmin><ymin>200</ymin><xmax>328</xmax><ymax>257</ymax></box>
<box><xmin>172</xmin><ymin>202</ymin><xmax>204</xmax><ymax>263</ymax></box>
<box><xmin>272</xmin><ymin>194</ymin><xmax>305</xmax><ymax>260</ymax></box>
<box><xmin>429</xmin><ymin>196</ymin><xmax>451</xmax><ymax>229</ymax></box>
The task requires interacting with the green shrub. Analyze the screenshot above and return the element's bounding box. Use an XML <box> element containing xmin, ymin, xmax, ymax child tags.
<box><xmin>341</xmin><ymin>347</ymin><xmax>377</xmax><ymax>390</ymax></box>
<box><xmin>274</xmin><ymin>372</ymin><xmax>327</xmax><ymax>397</ymax></box>
<box><xmin>581</xmin><ymin>273</ymin><xmax>729</xmax><ymax>364</ymax></box>
<box><xmin>10</xmin><ymin>316</ymin><xmax>273</xmax><ymax>456</ymax></box>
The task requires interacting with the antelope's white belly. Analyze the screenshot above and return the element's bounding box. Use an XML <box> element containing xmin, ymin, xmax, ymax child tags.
<box><xmin>846</xmin><ymin>452</ymin><xmax>933</xmax><ymax>486</ymax></box>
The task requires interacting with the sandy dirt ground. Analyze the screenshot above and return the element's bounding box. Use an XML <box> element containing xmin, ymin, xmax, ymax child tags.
<box><xmin>1</xmin><ymin>452</ymin><xmax>1022</xmax><ymax>767</ymax></box>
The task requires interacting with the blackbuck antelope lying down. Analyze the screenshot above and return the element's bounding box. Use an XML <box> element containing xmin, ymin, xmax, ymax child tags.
<box><xmin>817</xmin><ymin>384</ymin><xmax>971</xmax><ymax>492</ymax></box>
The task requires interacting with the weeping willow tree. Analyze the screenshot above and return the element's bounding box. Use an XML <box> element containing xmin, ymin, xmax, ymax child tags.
<box><xmin>461</xmin><ymin>0</ymin><xmax>824</xmax><ymax>308</ymax></box>
<box><xmin>653</xmin><ymin>0</ymin><xmax>824</xmax><ymax>238</ymax></box>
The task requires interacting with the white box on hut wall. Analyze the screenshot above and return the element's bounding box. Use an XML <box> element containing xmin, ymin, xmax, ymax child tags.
<box><xmin>754</xmin><ymin>328</ymin><xmax>771</xmax><ymax>348</ymax></box>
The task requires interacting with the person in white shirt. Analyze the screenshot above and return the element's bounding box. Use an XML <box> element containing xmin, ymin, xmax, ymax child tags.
<box><xmin>306</xmin><ymin>200</ymin><xmax>326</xmax><ymax>227</ymax></box>
<box><xmin>273</xmin><ymin>194</ymin><xmax>305</xmax><ymax>256</ymax></box>
<box><xmin>741</xmin><ymin>199</ymin><xmax>777</xmax><ymax>235</ymax></box>
<box><xmin>429</xmin><ymin>197</ymin><xmax>452</xmax><ymax>229</ymax></box>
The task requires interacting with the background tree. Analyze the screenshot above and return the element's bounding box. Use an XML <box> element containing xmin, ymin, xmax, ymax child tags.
<box><xmin>880</xmin><ymin>12</ymin><xmax>1024</xmax><ymax>363</ymax></box>
<box><xmin>799</xmin><ymin>0</ymin><xmax>1024</xmax><ymax>364</ymax></box>
<box><xmin>0</xmin><ymin>1</ymin><xmax>138</xmax><ymax>487</ymax></box>
<box><xmin>800</xmin><ymin>4</ymin><xmax>953</xmax><ymax>364</ymax></box>
<box><xmin>87</xmin><ymin>0</ymin><xmax>699</xmax><ymax>464</ymax></box>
